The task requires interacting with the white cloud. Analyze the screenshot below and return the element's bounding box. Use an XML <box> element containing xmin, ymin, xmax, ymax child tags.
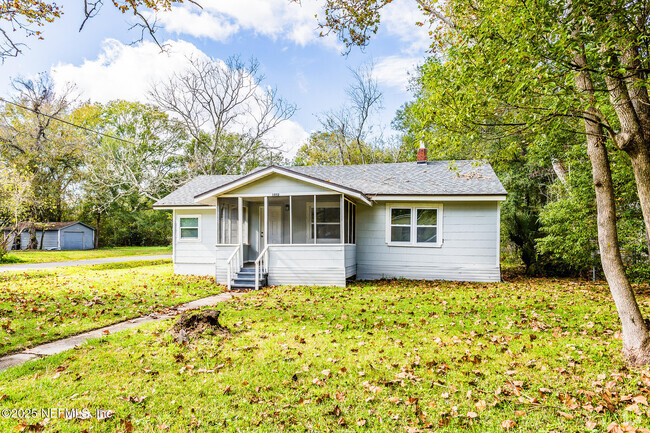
<box><xmin>381</xmin><ymin>0</ymin><xmax>432</xmax><ymax>54</ymax></box>
<box><xmin>153</xmin><ymin>8</ymin><xmax>240</xmax><ymax>41</ymax></box>
<box><xmin>51</xmin><ymin>39</ymin><xmax>208</xmax><ymax>103</ymax></box>
<box><xmin>373</xmin><ymin>56</ymin><xmax>421</xmax><ymax>91</ymax></box>
<box><xmin>266</xmin><ymin>119</ymin><xmax>311</xmax><ymax>157</ymax></box>
<box><xmin>50</xmin><ymin>39</ymin><xmax>309</xmax><ymax>157</ymax></box>
<box><xmin>150</xmin><ymin>0</ymin><xmax>339</xmax><ymax>48</ymax></box>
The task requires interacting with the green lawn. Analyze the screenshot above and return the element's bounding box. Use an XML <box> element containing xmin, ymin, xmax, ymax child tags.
<box><xmin>0</xmin><ymin>260</ymin><xmax>220</xmax><ymax>356</ymax></box>
<box><xmin>0</xmin><ymin>246</ymin><xmax>172</xmax><ymax>265</ymax></box>
<box><xmin>2</xmin><ymin>278</ymin><xmax>650</xmax><ymax>432</ymax></box>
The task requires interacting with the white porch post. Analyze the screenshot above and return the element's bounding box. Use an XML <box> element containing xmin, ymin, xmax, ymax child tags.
<box><xmin>215</xmin><ymin>198</ymin><xmax>219</xmax><ymax>279</ymax></box>
<box><xmin>238</xmin><ymin>197</ymin><xmax>243</xmax><ymax>263</ymax></box>
<box><xmin>289</xmin><ymin>195</ymin><xmax>293</xmax><ymax>244</ymax></box>
<box><xmin>172</xmin><ymin>209</ymin><xmax>176</xmax><ymax>264</ymax></box>
<box><xmin>313</xmin><ymin>195</ymin><xmax>317</xmax><ymax>244</ymax></box>
<box><xmin>340</xmin><ymin>194</ymin><xmax>344</xmax><ymax>244</ymax></box>
<box><xmin>264</xmin><ymin>196</ymin><xmax>269</xmax><ymax>248</ymax></box>
<box><xmin>215</xmin><ymin>198</ymin><xmax>219</xmax><ymax>245</ymax></box>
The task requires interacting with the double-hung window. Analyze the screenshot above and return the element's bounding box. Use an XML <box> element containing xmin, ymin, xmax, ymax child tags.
<box><xmin>390</xmin><ymin>208</ymin><xmax>412</xmax><ymax>243</ymax></box>
<box><xmin>179</xmin><ymin>216</ymin><xmax>200</xmax><ymax>241</ymax></box>
<box><xmin>309</xmin><ymin>203</ymin><xmax>341</xmax><ymax>242</ymax></box>
<box><xmin>387</xmin><ymin>204</ymin><xmax>442</xmax><ymax>247</ymax></box>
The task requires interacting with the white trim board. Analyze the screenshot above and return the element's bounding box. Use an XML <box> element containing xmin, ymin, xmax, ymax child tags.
<box><xmin>155</xmin><ymin>206</ymin><xmax>216</xmax><ymax>210</ymax></box>
<box><xmin>177</xmin><ymin>214</ymin><xmax>202</xmax><ymax>243</ymax></box>
<box><xmin>371</xmin><ymin>195</ymin><xmax>507</xmax><ymax>202</ymax></box>
<box><xmin>385</xmin><ymin>203</ymin><xmax>444</xmax><ymax>248</ymax></box>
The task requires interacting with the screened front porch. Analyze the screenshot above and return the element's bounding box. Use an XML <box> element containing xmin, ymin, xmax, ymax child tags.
<box><xmin>214</xmin><ymin>194</ymin><xmax>358</xmax><ymax>288</ymax></box>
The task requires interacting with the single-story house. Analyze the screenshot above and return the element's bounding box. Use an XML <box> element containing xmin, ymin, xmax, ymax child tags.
<box><xmin>3</xmin><ymin>222</ymin><xmax>96</xmax><ymax>251</ymax></box>
<box><xmin>153</xmin><ymin>147</ymin><xmax>507</xmax><ymax>288</ymax></box>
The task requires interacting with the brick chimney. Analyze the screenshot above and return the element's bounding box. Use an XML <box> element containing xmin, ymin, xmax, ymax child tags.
<box><xmin>417</xmin><ymin>142</ymin><xmax>428</xmax><ymax>164</ymax></box>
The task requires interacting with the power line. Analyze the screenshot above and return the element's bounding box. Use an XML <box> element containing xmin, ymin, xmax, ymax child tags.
<box><xmin>0</xmin><ymin>97</ymin><xmax>136</xmax><ymax>145</ymax></box>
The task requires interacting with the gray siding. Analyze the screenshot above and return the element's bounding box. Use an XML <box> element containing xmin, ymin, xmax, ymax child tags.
<box><xmin>215</xmin><ymin>245</ymin><xmax>238</xmax><ymax>284</ymax></box>
<box><xmin>20</xmin><ymin>230</ymin><xmax>59</xmax><ymax>250</ymax></box>
<box><xmin>356</xmin><ymin>201</ymin><xmax>500</xmax><ymax>282</ymax></box>
<box><xmin>60</xmin><ymin>224</ymin><xmax>95</xmax><ymax>250</ymax></box>
<box><xmin>227</xmin><ymin>174</ymin><xmax>332</xmax><ymax>196</ymax></box>
<box><xmin>267</xmin><ymin>245</ymin><xmax>347</xmax><ymax>287</ymax></box>
<box><xmin>13</xmin><ymin>224</ymin><xmax>95</xmax><ymax>250</ymax></box>
<box><xmin>344</xmin><ymin>245</ymin><xmax>357</xmax><ymax>277</ymax></box>
<box><xmin>174</xmin><ymin>209</ymin><xmax>217</xmax><ymax>277</ymax></box>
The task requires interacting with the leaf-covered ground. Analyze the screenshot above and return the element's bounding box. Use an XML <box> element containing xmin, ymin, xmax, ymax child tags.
<box><xmin>0</xmin><ymin>260</ymin><xmax>220</xmax><ymax>355</ymax></box>
<box><xmin>0</xmin><ymin>246</ymin><xmax>172</xmax><ymax>265</ymax></box>
<box><xmin>2</xmin><ymin>278</ymin><xmax>650</xmax><ymax>432</ymax></box>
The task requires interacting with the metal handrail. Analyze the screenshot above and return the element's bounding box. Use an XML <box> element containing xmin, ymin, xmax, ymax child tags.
<box><xmin>226</xmin><ymin>245</ymin><xmax>241</xmax><ymax>290</ymax></box>
<box><xmin>254</xmin><ymin>245</ymin><xmax>269</xmax><ymax>291</ymax></box>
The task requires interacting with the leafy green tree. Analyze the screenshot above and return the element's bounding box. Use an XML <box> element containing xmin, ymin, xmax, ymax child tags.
<box><xmin>0</xmin><ymin>166</ymin><xmax>33</xmax><ymax>259</ymax></box>
<box><xmin>77</xmin><ymin>101</ymin><xmax>188</xmax><ymax>247</ymax></box>
<box><xmin>0</xmin><ymin>74</ymin><xmax>87</xmax><ymax>226</ymax></box>
<box><xmin>316</xmin><ymin>0</ymin><xmax>650</xmax><ymax>364</ymax></box>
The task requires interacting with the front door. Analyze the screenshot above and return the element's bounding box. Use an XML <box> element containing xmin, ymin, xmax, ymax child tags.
<box><xmin>259</xmin><ymin>205</ymin><xmax>283</xmax><ymax>247</ymax></box>
<box><xmin>268</xmin><ymin>206</ymin><xmax>282</xmax><ymax>244</ymax></box>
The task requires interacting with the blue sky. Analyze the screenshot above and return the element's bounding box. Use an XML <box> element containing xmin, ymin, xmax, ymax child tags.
<box><xmin>1</xmin><ymin>0</ymin><xmax>431</xmax><ymax>155</ymax></box>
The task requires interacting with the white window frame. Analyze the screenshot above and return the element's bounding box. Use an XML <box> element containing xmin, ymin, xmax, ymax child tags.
<box><xmin>385</xmin><ymin>203</ymin><xmax>443</xmax><ymax>248</ymax></box>
<box><xmin>307</xmin><ymin>201</ymin><xmax>341</xmax><ymax>243</ymax></box>
<box><xmin>388</xmin><ymin>207</ymin><xmax>412</xmax><ymax>245</ymax></box>
<box><xmin>178</xmin><ymin>214</ymin><xmax>201</xmax><ymax>242</ymax></box>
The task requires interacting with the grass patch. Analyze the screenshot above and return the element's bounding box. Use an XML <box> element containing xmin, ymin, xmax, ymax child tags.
<box><xmin>2</xmin><ymin>278</ymin><xmax>650</xmax><ymax>432</ymax></box>
<box><xmin>0</xmin><ymin>254</ymin><xmax>26</xmax><ymax>264</ymax></box>
<box><xmin>0</xmin><ymin>246</ymin><xmax>172</xmax><ymax>265</ymax></box>
<box><xmin>0</xmin><ymin>261</ymin><xmax>221</xmax><ymax>355</ymax></box>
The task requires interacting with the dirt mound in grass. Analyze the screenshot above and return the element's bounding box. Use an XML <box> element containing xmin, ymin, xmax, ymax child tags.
<box><xmin>171</xmin><ymin>309</ymin><xmax>228</xmax><ymax>343</ymax></box>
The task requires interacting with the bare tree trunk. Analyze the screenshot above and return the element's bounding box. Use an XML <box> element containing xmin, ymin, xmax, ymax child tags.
<box><xmin>39</xmin><ymin>227</ymin><xmax>45</xmax><ymax>250</ymax></box>
<box><xmin>551</xmin><ymin>158</ymin><xmax>569</xmax><ymax>185</ymax></box>
<box><xmin>576</xmin><ymin>54</ymin><xmax>650</xmax><ymax>365</ymax></box>
<box><xmin>95</xmin><ymin>212</ymin><xmax>100</xmax><ymax>249</ymax></box>
<box><xmin>27</xmin><ymin>223</ymin><xmax>37</xmax><ymax>250</ymax></box>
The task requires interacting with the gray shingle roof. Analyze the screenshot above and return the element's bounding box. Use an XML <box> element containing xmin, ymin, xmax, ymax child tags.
<box><xmin>2</xmin><ymin>222</ymin><xmax>96</xmax><ymax>231</ymax></box>
<box><xmin>153</xmin><ymin>175</ymin><xmax>243</xmax><ymax>207</ymax></box>
<box><xmin>153</xmin><ymin>161</ymin><xmax>506</xmax><ymax>207</ymax></box>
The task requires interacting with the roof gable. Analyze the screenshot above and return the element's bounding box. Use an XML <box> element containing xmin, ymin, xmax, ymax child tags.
<box><xmin>193</xmin><ymin>166</ymin><xmax>373</xmax><ymax>205</ymax></box>
<box><xmin>220</xmin><ymin>172</ymin><xmax>335</xmax><ymax>196</ymax></box>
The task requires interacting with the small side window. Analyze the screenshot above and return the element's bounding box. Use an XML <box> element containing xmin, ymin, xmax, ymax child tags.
<box><xmin>179</xmin><ymin>217</ymin><xmax>199</xmax><ymax>240</ymax></box>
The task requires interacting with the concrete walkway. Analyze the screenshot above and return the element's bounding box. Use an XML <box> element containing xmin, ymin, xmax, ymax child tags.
<box><xmin>0</xmin><ymin>291</ymin><xmax>241</xmax><ymax>371</ymax></box>
<box><xmin>0</xmin><ymin>254</ymin><xmax>172</xmax><ymax>273</ymax></box>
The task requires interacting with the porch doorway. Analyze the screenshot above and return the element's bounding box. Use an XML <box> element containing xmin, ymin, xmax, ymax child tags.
<box><xmin>260</xmin><ymin>205</ymin><xmax>283</xmax><ymax>247</ymax></box>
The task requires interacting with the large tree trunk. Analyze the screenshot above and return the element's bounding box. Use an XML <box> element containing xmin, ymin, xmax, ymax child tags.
<box><xmin>576</xmin><ymin>54</ymin><xmax>650</xmax><ymax>365</ymax></box>
<box><xmin>586</xmin><ymin>127</ymin><xmax>650</xmax><ymax>364</ymax></box>
<box><xmin>604</xmin><ymin>47</ymin><xmax>650</xmax><ymax>255</ymax></box>
<box><xmin>627</xmin><ymin>147</ymin><xmax>650</xmax><ymax>255</ymax></box>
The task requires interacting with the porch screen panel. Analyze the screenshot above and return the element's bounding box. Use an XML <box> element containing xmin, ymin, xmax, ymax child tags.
<box><xmin>291</xmin><ymin>195</ymin><xmax>312</xmax><ymax>244</ymax></box>
<box><xmin>218</xmin><ymin>199</ymin><xmax>238</xmax><ymax>244</ymax></box>
<box><xmin>344</xmin><ymin>201</ymin><xmax>356</xmax><ymax>244</ymax></box>
<box><xmin>313</xmin><ymin>195</ymin><xmax>341</xmax><ymax>244</ymax></box>
<box><xmin>344</xmin><ymin>200</ymin><xmax>349</xmax><ymax>244</ymax></box>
